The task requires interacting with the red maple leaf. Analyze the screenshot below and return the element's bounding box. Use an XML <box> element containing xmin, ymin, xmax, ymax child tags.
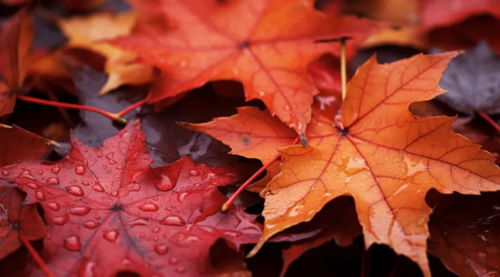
<box><xmin>0</xmin><ymin>121</ymin><xmax>262</xmax><ymax>276</ymax></box>
<box><xmin>114</xmin><ymin>0</ymin><xmax>377</xmax><ymax>136</ymax></box>
<box><xmin>0</xmin><ymin>186</ymin><xmax>46</xmax><ymax>259</ymax></box>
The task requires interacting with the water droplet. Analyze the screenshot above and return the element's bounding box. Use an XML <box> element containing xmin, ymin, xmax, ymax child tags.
<box><xmin>110</xmin><ymin>190</ymin><xmax>119</xmax><ymax>197</ymax></box>
<box><xmin>156</xmin><ymin>174</ymin><xmax>174</xmax><ymax>191</ymax></box>
<box><xmin>35</xmin><ymin>191</ymin><xmax>45</xmax><ymax>201</ymax></box>
<box><xmin>75</xmin><ymin>166</ymin><xmax>86</xmax><ymax>175</ymax></box>
<box><xmin>92</xmin><ymin>184</ymin><xmax>104</xmax><ymax>192</ymax></box>
<box><xmin>103</xmin><ymin>229</ymin><xmax>119</xmax><ymax>242</ymax></box>
<box><xmin>129</xmin><ymin>217</ymin><xmax>149</xmax><ymax>227</ymax></box>
<box><xmin>27</xmin><ymin>182</ymin><xmax>38</xmax><ymax>189</ymax></box>
<box><xmin>153</xmin><ymin>244</ymin><xmax>168</xmax><ymax>255</ymax></box>
<box><xmin>139</xmin><ymin>203</ymin><xmax>159</xmax><ymax>212</ymax></box>
<box><xmin>178</xmin><ymin>192</ymin><xmax>188</xmax><ymax>201</ymax></box>
<box><xmin>1</xmin><ymin>170</ymin><xmax>9</xmax><ymax>176</ymax></box>
<box><xmin>152</xmin><ymin>227</ymin><xmax>160</xmax><ymax>233</ymax></box>
<box><xmin>106</xmin><ymin>153</ymin><xmax>116</xmax><ymax>165</ymax></box>
<box><xmin>51</xmin><ymin>166</ymin><xmax>61</xmax><ymax>174</ymax></box>
<box><xmin>139</xmin><ymin>232</ymin><xmax>145</xmax><ymax>238</ymax></box>
<box><xmin>82</xmin><ymin>180</ymin><xmax>89</xmax><ymax>186</ymax></box>
<box><xmin>183</xmin><ymin>235</ymin><xmax>199</xmax><ymax>243</ymax></box>
<box><xmin>47</xmin><ymin>177</ymin><xmax>59</xmax><ymax>185</ymax></box>
<box><xmin>189</xmin><ymin>170</ymin><xmax>200</xmax><ymax>176</ymax></box>
<box><xmin>169</xmin><ymin>257</ymin><xmax>179</xmax><ymax>265</ymax></box>
<box><xmin>66</xmin><ymin>186</ymin><xmax>84</xmax><ymax>196</ymax></box>
<box><xmin>160</xmin><ymin>215</ymin><xmax>184</xmax><ymax>226</ymax></box>
<box><xmin>175</xmin><ymin>266</ymin><xmax>185</xmax><ymax>273</ymax></box>
<box><xmin>122</xmin><ymin>259</ymin><xmax>132</xmax><ymax>266</ymax></box>
<box><xmin>37</xmin><ymin>170</ymin><xmax>43</xmax><ymax>175</ymax></box>
<box><xmin>129</xmin><ymin>183</ymin><xmax>140</xmax><ymax>192</ymax></box>
<box><xmin>47</xmin><ymin>202</ymin><xmax>60</xmax><ymax>211</ymax></box>
<box><xmin>64</xmin><ymin>235</ymin><xmax>81</xmax><ymax>251</ymax></box>
<box><xmin>21</xmin><ymin>169</ymin><xmax>34</xmax><ymax>179</ymax></box>
<box><xmin>70</xmin><ymin>206</ymin><xmax>91</xmax><ymax>215</ymax></box>
<box><xmin>53</xmin><ymin>214</ymin><xmax>69</xmax><ymax>225</ymax></box>
<box><xmin>83</xmin><ymin>220</ymin><xmax>99</xmax><ymax>229</ymax></box>
<box><xmin>80</xmin><ymin>260</ymin><xmax>95</xmax><ymax>277</ymax></box>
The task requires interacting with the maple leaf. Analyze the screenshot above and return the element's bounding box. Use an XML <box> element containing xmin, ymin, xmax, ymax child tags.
<box><xmin>57</xmin><ymin>12</ymin><xmax>155</xmax><ymax>95</ymax></box>
<box><xmin>0</xmin><ymin>121</ymin><xmax>263</xmax><ymax>277</ymax></box>
<box><xmin>0</xmin><ymin>186</ymin><xmax>46</xmax><ymax>259</ymax></box>
<box><xmin>114</xmin><ymin>0</ymin><xmax>377</xmax><ymax>136</ymax></box>
<box><xmin>249</xmin><ymin>52</ymin><xmax>500</xmax><ymax>276</ymax></box>
<box><xmin>0</xmin><ymin>124</ymin><xmax>53</xmax><ymax>167</ymax></box>
<box><xmin>420</xmin><ymin>0</ymin><xmax>500</xmax><ymax>31</ymax></box>
<box><xmin>437</xmin><ymin>41</ymin><xmax>500</xmax><ymax>115</ymax></box>
<box><xmin>0</xmin><ymin>9</ymin><xmax>33</xmax><ymax>117</ymax></box>
<box><xmin>427</xmin><ymin>192</ymin><xmax>500</xmax><ymax>277</ymax></box>
<box><xmin>180</xmin><ymin>106</ymin><xmax>296</xmax><ymax>164</ymax></box>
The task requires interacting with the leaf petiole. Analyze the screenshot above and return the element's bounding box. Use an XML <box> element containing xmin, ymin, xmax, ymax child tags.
<box><xmin>16</xmin><ymin>95</ymin><xmax>127</xmax><ymax>124</ymax></box>
<box><xmin>18</xmin><ymin>234</ymin><xmax>55</xmax><ymax>277</ymax></box>
<box><xmin>221</xmin><ymin>137</ymin><xmax>300</xmax><ymax>213</ymax></box>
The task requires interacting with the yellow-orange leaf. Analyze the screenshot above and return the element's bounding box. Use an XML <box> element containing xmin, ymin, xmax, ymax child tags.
<box><xmin>57</xmin><ymin>12</ymin><xmax>154</xmax><ymax>95</ymax></box>
<box><xmin>180</xmin><ymin>107</ymin><xmax>296</xmax><ymax>163</ymax></box>
<box><xmin>251</xmin><ymin>52</ymin><xmax>500</xmax><ymax>276</ymax></box>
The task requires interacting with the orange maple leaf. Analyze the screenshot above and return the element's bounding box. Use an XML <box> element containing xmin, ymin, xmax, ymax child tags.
<box><xmin>249</xmin><ymin>52</ymin><xmax>500</xmax><ymax>276</ymax></box>
<box><xmin>114</xmin><ymin>0</ymin><xmax>377</xmax><ymax>136</ymax></box>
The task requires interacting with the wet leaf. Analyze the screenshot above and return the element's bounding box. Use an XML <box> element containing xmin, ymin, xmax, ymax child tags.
<box><xmin>114</xmin><ymin>0</ymin><xmax>377</xmax><ymax>135</ymax></box>
<box><xmin>251</xmin><ymin>52</ymin><xmax>500</xmax><ymax>276</ymax></box>
<box><xmin>0</xmin><ymin>120</ymin><xmax>263</xmax><ymax>276</ymax></box>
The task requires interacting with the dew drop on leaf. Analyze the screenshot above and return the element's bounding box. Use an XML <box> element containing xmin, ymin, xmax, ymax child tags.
<box><xmin>160</xmin><ymin>215</ymin><xmax>184</xmax><ymax>226</ymax></box>
<box><xmin>155</xmin><ymin>174</ymin><xmax>175</xmax><ymax>191</ymax></box>
<box><xmin>47</xmin><ymin>202</ymin><xmax>60</xmax><ymax>211</ymax></box>
<box><xmin>70</xmin><ymin>206</ymin><xmax>91</xmax><ymax>215</ymax></box>
<box><xmin>1</xmin><ymin>170</ymin><xmax>9</xmax><ymax>176</ymax></box>
<box><xmin>139</xmin><ymin>203</ymin><xmax>159</xmax><ymax>212</ymax></box>
<box><xmin>53</xmin><ymin>214</ymin><xmax>69</xmax><ymax>225</ymax></box>
<box><xmin>153</xmin><ymin>244</ymin><xmax>168</xmax><ymax>255</ymax></box>
<box><xmin>189</xmin><ymin>170</ymin><xmax>200</xmax><ymax>177</ymax></box>
<box><xmin>35</xmin><ymin>190</ymin><xmax>45</xmax><ymax>200</ymax></box>
<box><xmin>175</xmin><ymin>266</ymin><xmax>185</xmax><ymax>273</ymax></box>
<box><xmin>47</xmin><ymin>177</ymin><xmax>59</xmax><ymax>185</ymax></box>
<box><xmin>75</xmin><ymin>165</ymin><xmax>86</xmax><ymax>175</ymax></box>
<box><xmin>83</xmin><ymin>220</ymin><xmax>99</xmax><ymax>229</ymax></box>
<box><xmin>27</xmin><ymin>182</ymin><xmax>38</xmax><ymax>189</ymax></box>
<box><xmin>51</xmin><ymin>165</ymin><xmax>61</xmax><ymax>174</ymax></box>
<box><xmin>103</xmin><ymin>229</ymin><xmax>119</xmax><ymax>242</ymax></box>
<box><xmin>66</xmin><ymin>186</ymin><xmax>84</xmax><ymax>196</ymax></box>
<box><xmin>129</xmin><ymin>217</ymin><xmax>149</xmax><ymax>227</ymax></box>
<box><xmin>64</xmin><ymin>235</ymin><xmax>81</xmax><ymax>251</ymax></box>
<box><xmin>169</xmin><ymin>257</ymin><xmax>179</xmax><ymax>265</ymax></box>
<box><xmin>92</xmin><ymin>184</ymin><xmax>104</xmax><ymax>192</ymax></box>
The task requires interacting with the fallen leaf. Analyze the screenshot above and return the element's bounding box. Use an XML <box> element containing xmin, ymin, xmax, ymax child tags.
<box><xmin>0</xmin><ymin>124</ymin><xmax>53</xmax><ymax>167</ymax></box>
<box><xmin>114</xmin><ymin>0</ymin><xmax>377</xmax><ymax>135</ymax></box>
<box><xmin>0</xmin><ymin>120</ymin><xmax>263</xmax><ymax>276</ymax></box>
<box><xmin>427</xmin><ymin>192</ymin><xmax>500</xmax><ymax>277</ymax></box>
<box><xmin>251</xmin><ymin>52</ymin><xmax>500</xmax><ymax>276</ymax></box>
<box><xmin>180</xmin><ymin>107</ymin><xmax>296</xmax><ymax>164</ymax></box>
<box><xmin>0</xmin><ymin>9</ymin><xmax>33</xmax><ymax>117</ymax></box>
<box><xmin>0</xmin><ymin>186</ymin><xmax>46</xmax><ymax>259</ymax></box>
<box><xmin>437</xmin><ymin>41</ymin><xmax>500</xmax><ymax>115</ymax></box>
<box><xmin>420</xmin><ymin>0</ymin><xmax>500</xmax><ymax>30</ymax></box>
<box><xmin>57</xmin><ymin>12</ymin><xmax>154</xmax><ymax>95</ymax></box>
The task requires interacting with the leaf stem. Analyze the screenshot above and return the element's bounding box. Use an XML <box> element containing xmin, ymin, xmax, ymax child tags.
<box><xmin>340</xmin><ymin>38</ymin><xmax>347</xmax><ymax>101</ymax></box>
<box><xmin>18</xmin><ymin>234</ymin><xmax>55</xmax><ymax>277</ymax></box>
<box><xmin>117</xmin><ymin>98</ymin><xmax>148</xmax><ymax>117</ymax></box>
<box><xmin>16</xmin><ymin>95</ymin><xmax>127</xmax><ymax>124</ymax></box>
<box><xmin>221</xmin><ymin>137</ymin><xmax>300</xmax><ymax>212</ymax></box>
<box><xmin>476</xmin><ymin>110</ymin><xmax>500</xmax><ymax>132</ymax></box>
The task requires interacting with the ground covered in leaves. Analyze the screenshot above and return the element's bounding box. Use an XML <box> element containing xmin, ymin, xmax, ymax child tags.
<box><xmin>0</xmin><ymin>0</ymin><xmax>499</xmax><ymax>277</ymax></box>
